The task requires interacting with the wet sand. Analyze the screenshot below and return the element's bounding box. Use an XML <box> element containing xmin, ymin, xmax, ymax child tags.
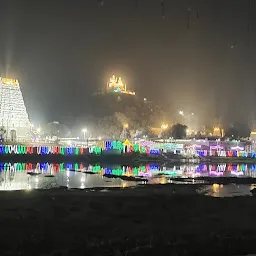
<box><xmin>1</xmin><ymin>185</ymin><xmax>256</xmax><ymax>255</ymax></box>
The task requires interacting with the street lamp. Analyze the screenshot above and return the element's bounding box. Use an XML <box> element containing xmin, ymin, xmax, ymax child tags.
<box><xmin>82</xmin><ymin>128</ymin><xmax>87</xmax><ymax>140</ymax></box>
<box><xmin>161</xmin><ymin>124</ymin><xmax>168</xmax><ymax>142</ymax></box>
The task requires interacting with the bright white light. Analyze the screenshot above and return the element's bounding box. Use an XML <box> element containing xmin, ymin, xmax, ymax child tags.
<box><xmin>98</xmin><ymin>136</ymin><xmax>102</xmax><ymax>140</ymax></box>
<box><xmin>82</xmin><ymin>128</ymin><xmax>87</xmax><ymax>133</ymax></box>
<box><xmin>179</xmin><ymin>110</ymin><xmax>184</xmax><ymax>116</ymax></box>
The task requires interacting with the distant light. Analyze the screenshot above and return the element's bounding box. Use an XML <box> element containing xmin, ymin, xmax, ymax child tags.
<box><xmin>98</xmin><ymin>136</ymin><xmax>102</xmax><ymax>140</ymax></box>
<box><xmin>124</xmin><ymin>123</ymin><xmax>129</xmax><ymax>129</ymax></box>
<box><xmin>82</xmin><ymin>128</ymin><xmax>87</xmax><ymax>133</ymax></box>
<box><xmin>179</xmin><ymin>110</ymin><xmax>184</xmax><ymax>116</ymax></box>
<box><xmin>161</xmin><ymin>124</ymin><xmax>168</xmax><ymax>129</ymax></box>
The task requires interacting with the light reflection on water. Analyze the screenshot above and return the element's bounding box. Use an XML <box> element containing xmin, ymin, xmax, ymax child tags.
<box><xmin>0</xmin><ymin>162</ymin><xmax>256</xmax><ymax>192</ymax></box>
<box><xmin>199</xmin><ymin>184</ymin><xmax>256</xmax><ymax>197</ymax></box>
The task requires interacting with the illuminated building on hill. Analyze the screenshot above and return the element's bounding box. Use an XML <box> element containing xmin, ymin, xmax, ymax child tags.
<box><xmin>0</xmin><ymin>77</ymin><xmax>30</xmax><ymax>141</ymax></box>
<box><xmin>107</xmin><ymin>75</ymin><xmax>135</xmax><ymax>95</ymax></box>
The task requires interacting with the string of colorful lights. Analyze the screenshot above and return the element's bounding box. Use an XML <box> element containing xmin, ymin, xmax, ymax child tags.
<box><xmin>0</xmin><ymin>162</ymin><xmax>253</xmax><ymax>174</ymax></box>
<box><xmin>0</xmin><ymin>162</ymin><xmax>255</xmax><ymax>177</ymax></box>
<box><xmin>0</xmin><ymin>140</ymin><xmax>160</xmax><ymax>155</ymax></box>
<box><xmin>0</xmin><ymin>140</ymin><xmax>256</xmax><ymax>158</ymax></box>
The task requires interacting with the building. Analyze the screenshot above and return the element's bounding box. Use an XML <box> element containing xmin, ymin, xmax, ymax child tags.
<box><xmin>0</xmin><ymin>78</ymin><xmax>30</xmax><ymax>141</ymax></box>
<box><xmin>212</xmin><ymin>127</ymin><xmax>224</xmax><ymax>137</ymax></box>
<box><xmin>107</xmin><ymin>75</ymin><xmax>135</xmax><ymax>95</ymax></box>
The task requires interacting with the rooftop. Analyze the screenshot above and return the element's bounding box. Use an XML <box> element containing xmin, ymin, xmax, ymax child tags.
<box><xmin>0</xmin><ymin>78</ymin><xmax>19</xmax><ymax>86</ymax></box>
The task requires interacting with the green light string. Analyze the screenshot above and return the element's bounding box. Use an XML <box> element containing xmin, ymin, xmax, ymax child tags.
<box><xmin>133</xmin><ymin>167</ymin><xmax>139</xmax><ymax>176</ymax></box>
<box><xmin>60</xmin><ymin>147</ymin><xmax>65</xmax><ymax>155</ymax></box>
<box><xmin>92</xmin><ymin>165</ymin><xmax>101</xmax><ymax>172</ymax></box>
<box><xmin>112</xmin><ymin>168</ymin><xmax>124</xmax><ymax>176</ymax></box>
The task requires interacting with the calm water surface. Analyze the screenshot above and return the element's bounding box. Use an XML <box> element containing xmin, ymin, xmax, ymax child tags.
<box><xmin>1</xmin><ymin>162</ymin><xmax>256</xmax><ymax>197</ymax></box>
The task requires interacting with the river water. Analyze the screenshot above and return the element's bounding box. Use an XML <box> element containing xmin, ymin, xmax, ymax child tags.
<box><xmin>1</xmin><ymin>162</ymin><xmax>256</xmax><ymax>197</ymax></box>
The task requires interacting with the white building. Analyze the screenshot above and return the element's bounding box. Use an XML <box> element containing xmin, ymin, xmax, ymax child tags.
<box><xmin>0</xmin><ymin>77</ymin><xmax>30</xmax><ymax>141</ymax></box>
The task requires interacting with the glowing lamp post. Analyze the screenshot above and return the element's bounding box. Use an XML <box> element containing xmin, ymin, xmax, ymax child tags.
<box><xmin>82</xmin><ymin>128</ymin><xmax>87</xmax><ymax>140</ymax></box>
<box><xmin>82</xmin><ymin>128</ymin><xmax>88</xmax><ymax>146</ymax></box>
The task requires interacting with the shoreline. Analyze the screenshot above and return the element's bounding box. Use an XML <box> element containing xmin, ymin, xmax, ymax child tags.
<box><xmin>1</xmin><ymin>186</ymin><xmax>256</xmax><ymax>255</ymax></box>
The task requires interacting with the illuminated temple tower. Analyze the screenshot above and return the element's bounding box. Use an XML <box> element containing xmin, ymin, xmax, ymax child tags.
<box><xmin>107</xmin><ymin>75</ymin><xmax>135</xmax><ymax>95</ymax></box>
<box><xmin>0</xmin><ymin>78</ymin><xmax>30</xmax><ymax>141</ymax></box>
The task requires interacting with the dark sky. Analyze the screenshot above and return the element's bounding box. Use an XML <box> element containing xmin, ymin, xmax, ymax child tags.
<box><xmin>0</xmin><ymin>0</ymin><xmax>255</xmax><ymax>126</ymax></box>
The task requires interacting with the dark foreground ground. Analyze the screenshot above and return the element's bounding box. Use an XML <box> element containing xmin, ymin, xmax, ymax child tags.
<box><xmin>1</xmin><ymin>185</ymin><xmax>256</xmax><ymax>256</ymax></box>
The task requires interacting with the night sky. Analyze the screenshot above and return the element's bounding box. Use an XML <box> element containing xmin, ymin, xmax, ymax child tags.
<box><xmin>0</xmin><ymin>0</ymin><xmax>255</xmax><ymax>126</ymax></box>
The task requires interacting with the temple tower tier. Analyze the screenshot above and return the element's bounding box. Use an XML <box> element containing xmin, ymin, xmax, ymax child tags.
<box><xmin>0</xmin><ymin>77</ymin><xmax>30</xmax><ymax>142</ymax></box>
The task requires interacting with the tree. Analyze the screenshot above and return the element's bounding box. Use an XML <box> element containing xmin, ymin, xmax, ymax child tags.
<box><xmin>170</xmin><ymin>123</ymin><xmax>187</xmax><ymax>139</ymax></box>
<box><xmin>195</xmin><ymin>131</ymin><xmax>202</xmax><ymax>139</ymax></box>
<box><xmin>96</xmin><ymin>116</ymin><xmax>122</xmax><ymax>139</ymax></box>
<box><xmin>202</xmin><ymin>125</ymin><xmax>213</xmax><ymax>136</ymax></box>
<box><xmin>42</xmin><ymin>122</ymin><xmax>70</xmax><ymax>139</ymax></box>
<box><xmin>114</xmin><ymin>112</ymin><xmax>130</xmax><ymax>127</ymax></box>
<box><xmin>0</xmin><ymin>126</ymin><xmax>6</xmax><ymax>141</ymax></box>
<box><xmin>225</xmin><ymin>123</ymin><xmax>251</xmax><ymax>139</ymax></box>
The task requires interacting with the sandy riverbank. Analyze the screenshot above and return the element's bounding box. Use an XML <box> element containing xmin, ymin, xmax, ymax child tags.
<box><xmin>1</xmin><ymin>185</ymin><xmax>256</xmax><ymax>255</ymax></box>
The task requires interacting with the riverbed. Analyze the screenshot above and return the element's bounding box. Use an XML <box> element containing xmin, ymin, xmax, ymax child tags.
<box><xmin>2</xmin><ymin>161</ymin><xmax>256</xmax><ymax>254</ymax></box>
<box><xmin>1</xmin><ymin>186</ymin><xmax>256</xmax><ymax>255</ymax></box>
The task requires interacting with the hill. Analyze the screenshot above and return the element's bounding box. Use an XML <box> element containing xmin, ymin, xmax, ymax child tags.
<box><xmin>89</xmin><ymin>92</ymin><xmax>167</xmax><ymax>139</ymax></box>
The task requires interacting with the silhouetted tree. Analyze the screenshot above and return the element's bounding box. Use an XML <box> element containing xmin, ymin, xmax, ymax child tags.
<box><xmin>0</xmin><ymin>126</ymin><xmax>6</xmax><ymax>141</ymax></box>
<box><xmin>195</xmin><ymin>131</ymin><xmax>202</xmax><ymax>139</ymax></box>
<box><xmin>42</xmin><ymin>122</ymin><xmax>70</xmax><ymax>138</ymax></box>
<box><xmin>170</xmin><ymin>123</ymin><xmax>187</xmax><ymax>139</ymax></box>
<box><xmin>225</xmin><ymin>123</ymin><xmax>251</xmax><ymax>139</ymax></box>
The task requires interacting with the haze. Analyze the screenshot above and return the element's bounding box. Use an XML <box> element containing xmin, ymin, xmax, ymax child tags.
<box><xmin>0</xmin><ymin>0</ymin><xmax>254</xmax><ymax>126</ymax></box>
